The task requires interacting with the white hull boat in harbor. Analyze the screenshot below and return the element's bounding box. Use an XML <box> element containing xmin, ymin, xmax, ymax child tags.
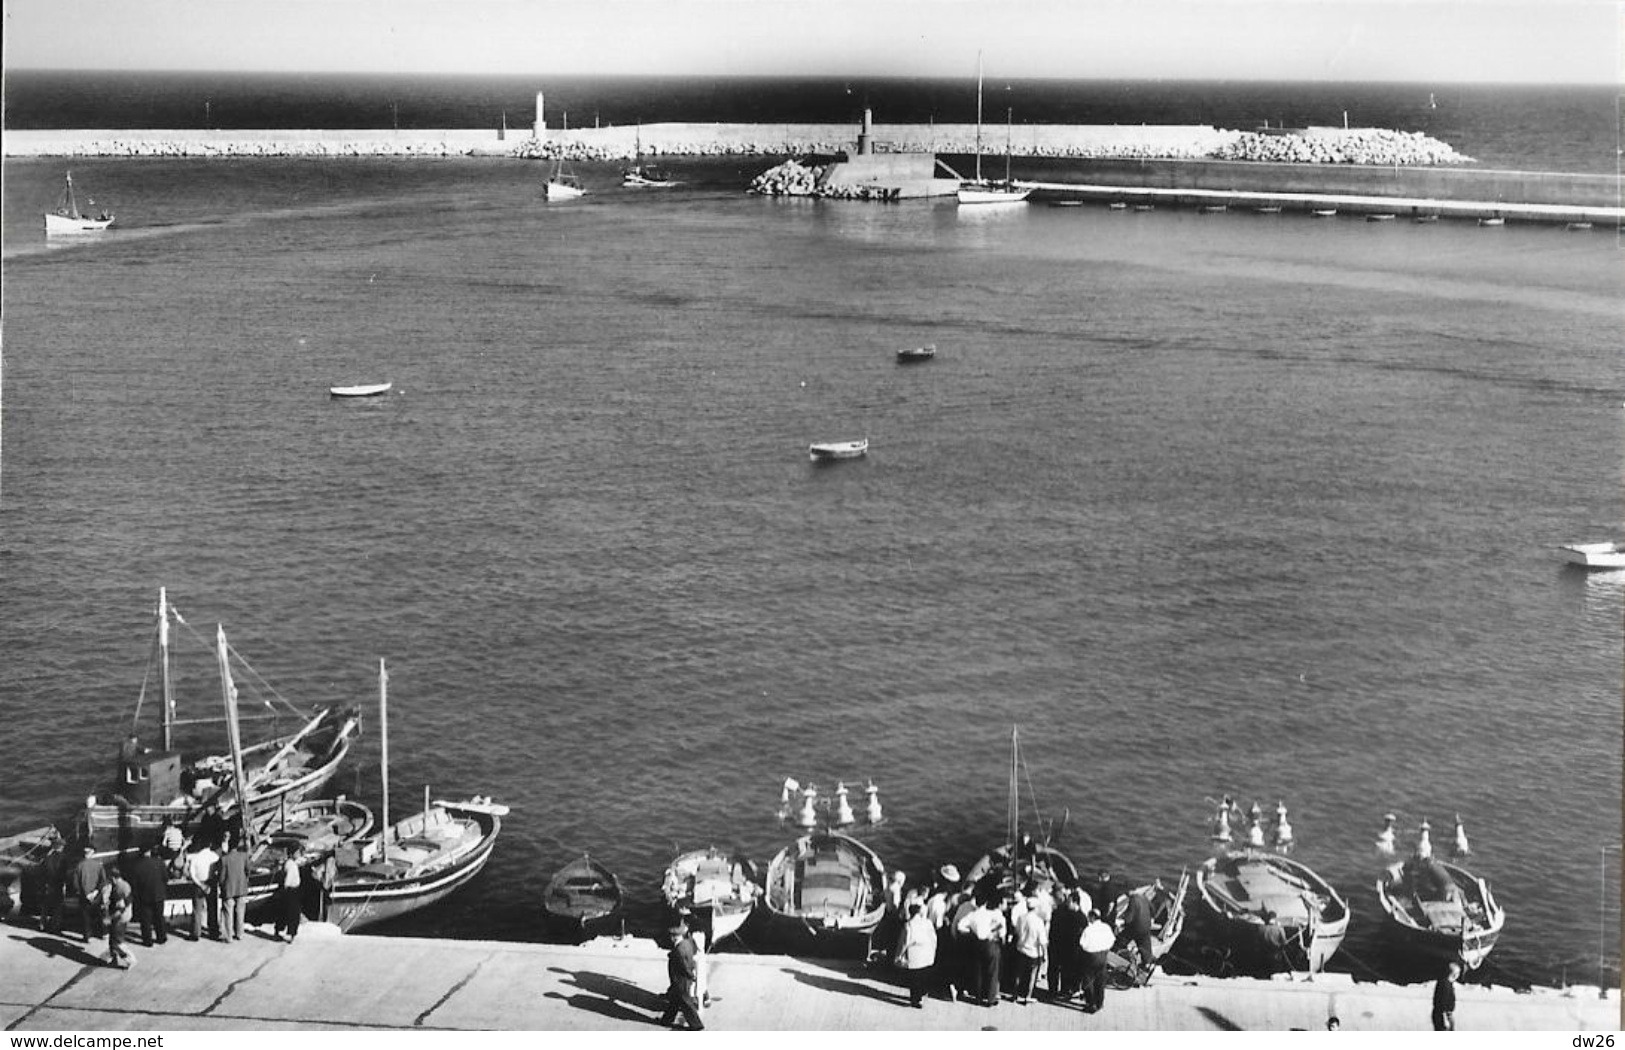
<box><xmin>958</xmin><ymin>54</ymin><xmax>1031</xmax><ymax>206</ymax></box>
<box><xmin>808</xmin><ymin>438</ymin><xmax>867</xmax><ymax>462</ymax></box>
<box><xmin>1558</xmin><ymin>541</ymin><xmax>1625</xmax><ymax>569</ymax></box>
<box><xmin>44</xmin><ymin>172</ymin><xmax>114</xmax><ymax>235</ymax></box>
<box><xmin>662</xmin><ymin>847</ymin><xmax>760</xmax><ymax>947</ymax></box>
<box><xmin>329</xmin><ymin>382</ymin><xmax>393</xmax><ymax>398</ymax></box>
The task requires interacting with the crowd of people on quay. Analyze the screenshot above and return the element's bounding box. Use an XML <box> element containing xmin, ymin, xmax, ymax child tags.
<box><xmin>877</xmin><ymin>860</ymin><xmax>1153</xmax><ymax>1016</ymax></box>
<box><xmin>24</xmin><ymin>818</ymin><xmax>311</xmax><ymax>968</ymax></box>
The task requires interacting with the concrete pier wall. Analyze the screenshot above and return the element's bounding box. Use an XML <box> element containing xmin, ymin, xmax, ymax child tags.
<box><xmin>1012</xmin><ymin>156</ymin><xmax>1621</xmax><ymax>209</ymax></box>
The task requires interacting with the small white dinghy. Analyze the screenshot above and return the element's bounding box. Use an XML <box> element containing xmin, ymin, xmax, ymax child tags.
<box><xmin>329</xmin><ymin>382</ymin><xmax>393</xmax><ymax>398</ymax></box>
<box><xmin>808</xmin><ymin>438</ymin><xmax>868</xmax><ymax>462</ymax></box>
<box><xmin>1558</xmin><ymin>541</ymin><xmax>1625</xmax><ymax>569</ymax></box>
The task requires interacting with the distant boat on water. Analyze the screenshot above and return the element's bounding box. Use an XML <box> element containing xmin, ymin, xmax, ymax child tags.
<box><xmin>808</xmin><ymin>438</ymin><xmax>867</xmax><ymax>462</ymax></box>
<box><xmin>45</xmin><ymin>172</ymin><xmax>113</xmax><ymax>236</ymax></box>
<box><xmin>622</xmin><ymin>126</ymin><xmax>680</xmax><ymax>187</ymax></box>
<box><xmin>1559</xmin><ymin>541</ymin><xmax>1625</xmax><ymax>569</ymax></box>
<box><xmin>329</xmin><ymin>382</ymin><xmax>392</xmax><ymax>398</ymax></box>
<box><xmin>896</xmin><ymin>344</ymin><xmax>936</xmax><ymax>363</ymax></box>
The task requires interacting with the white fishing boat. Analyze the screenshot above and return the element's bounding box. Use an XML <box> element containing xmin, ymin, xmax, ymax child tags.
<box><xmin>544</xmin><ymin>117</ymin><xmax>587</xmax><ymax>200</ymax></box>
<box><xmin>808</xmin><ymin>438</ymin><xmax>868</xmax><ymax>462</ymax></box>
<box><xmin>44</xmin><ymin>172</ymin><xmax>114</xmax><ymax>235</ymax></box>
<box><xmin>622</xmin><ymin>126</ymin><xmax>680</xmax><ymax>187</ymax></box>
<box><xmin>329</xmin><ymin>382</ymin><xmax>393</xmax><ymax>398</ymax></box>
<box><xmin>763</xmin><ymin>830</ymin><xmax>886</xmax><ymax>934</ymax></box>
<box><xmin>324</xmin><ymin>660</ymin><xmax>507</xmax><ymax>932</ymax></box>
<box><xmin>662</xmin><ymin>847</ymin><xmax>760</xmax><ymax>947</ymax></box>
<box><xmin>957</xmin><ymin>55</ymin><xmax>1030</xmax><ymax>205</ymax></box>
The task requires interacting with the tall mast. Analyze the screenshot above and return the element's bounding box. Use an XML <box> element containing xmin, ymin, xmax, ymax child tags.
<box><xmin>159</xmin><ymin>587</ymin><xmax>175</xmax><ymax>751</ymax></box>
<box><xmin>379</xmin><ymin>658</ymin><xmax>391</xmax><ymax>859</ymax></box>
<box><xmin>974</xmin><ymin>52</ymin><xmax>984</xmax><ymax>183</ymax></box>
<box><xmin>217</xmin><ymin>624</ymin><xmax>256</xmax><ymax>846</ymax></box>
<box><xmin>1005</xmin><ymin>107</ymin><xmax>1013</xmax><ymax>184</ymax></box>
<box><xmin>1006</xmin><ymin>726</ymin><xmax>1020</xmax><ymax>854</ymax></box>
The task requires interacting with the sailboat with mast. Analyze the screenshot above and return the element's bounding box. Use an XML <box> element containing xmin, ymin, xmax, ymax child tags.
<box><xmin>963</xmin><ymin>727</ymin><xmax>1078</xmax><ymax>895</ymax></box>
<box><xmin>323</xmin><ymin>659</ymin><xmax>507</xmax><ymax>932</ymax></box>
<box><xmin>80</xmin><ymin>589</ymin><xmax>362</xmax><ymax>860</ymax></box>
<box><xmin>622</xmin><ymin>125</ymin><xmax>680</xmax><ymax>187</ymax></box>
<box><xmin>543</xmin><ymin>113</ymin><xmax>587</xmax><ymax>201</ymax></box>
<box><xmin>957</xmin><ymin>54</ymin><xmax>1031</xmax><ymax>205</ymax></box>
<box><xmin>44</xmin><ymin>171</ymin><xmax>114</xmax><ymax>235</ymax></box>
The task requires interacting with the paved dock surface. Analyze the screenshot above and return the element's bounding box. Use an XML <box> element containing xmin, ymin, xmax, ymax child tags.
<box><xmin>2</xmin><ymin>919</ymin><xmax>1615</xmax><ymax>1032</ymax></box>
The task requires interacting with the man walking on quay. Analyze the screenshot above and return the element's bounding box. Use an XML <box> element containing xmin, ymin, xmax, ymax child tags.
<box><xmin>125</xmin><ymin>846</ymin><xmax>168</xmax><ymax>946</ymax></box>
<box><xmin>1432</xmin><ymin>962</ymin><xmax>1460</xmax><ymax>1031</ymax></box>
<box><xmin>69</xmin><ymin>846</ymin><xmax>108</xmax><ymax>944</ymax></box>
<box><xmin>656</xmin><ymin>920</ymin><xmax>705</xmax><ymax>1030</ymax></box>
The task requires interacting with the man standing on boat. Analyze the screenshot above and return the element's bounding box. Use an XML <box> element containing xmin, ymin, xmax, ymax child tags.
<box><xmin>656</xmin><ymin>919</ymin><xmax>705</xmax><ymax>1030</ymax></box>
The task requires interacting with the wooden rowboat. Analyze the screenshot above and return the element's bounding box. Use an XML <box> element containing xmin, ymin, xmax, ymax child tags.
<box><xmin>763</xmin><ymin>831</ymin><xmax>886</xmax><ymax>934</ymax></box>
<box><xmin>545</xmin><ymin>853</ymin><xmax>624</xmax><ymax>936</ymax></box>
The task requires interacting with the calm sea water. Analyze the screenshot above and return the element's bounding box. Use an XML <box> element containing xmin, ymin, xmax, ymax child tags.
<box><xmin>1</xmin><ymin>142</ymin><xmax>1621</xmax><ymax>996</ymax></box>
<box><xmin>4</xmin><ymin>72</ymin><xmax>1621</xmax><ymax>173</ymax></box>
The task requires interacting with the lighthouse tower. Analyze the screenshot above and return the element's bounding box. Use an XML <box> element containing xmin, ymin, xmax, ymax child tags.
<box><xmin>533</xmin><ymin>93</ymin><xmax>545</xmax><ymax>139</ymax></box>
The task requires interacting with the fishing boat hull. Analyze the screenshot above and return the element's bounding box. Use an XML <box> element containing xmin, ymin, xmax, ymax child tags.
<box><xmin>808</xmin><ymin>439</ymin><xmax>868</xmax><ymax>462</ymax></box>
<box><xmin>0</xmin><ymin>825</ymin><xmax>65</xmax><ymax>915</ymax></box>
<box><xmin>965</xmin><ymin>841</ymin><xmax>1080</xmax><ymax>897</ymax></box>
<box><xmin>623</xmin><ymin>170</ymin><xmax>680</xmax><ymax>188</ymax></box>
<box><xmin>45</xmin><ymin>212</ymin><xmax>114</xmax><ymax>235</ymax></box>
<box><xmin>662</xmin><ymin>848</ymin><xmax>760</xmax><ymax>947</ymax></box>
<box><xmin>896</xmin><ymin>346</ymin><xmax>936</xmax><ymax>363</ymax></box>
<box><xmin>325</xmin><ymin>800</ymin><xmax>504</xmax><ymax>932</ymax></box>
<box><xmin>1106</xmin><ymin>871</ymin><xmax>1191</xmax><ymax>986</ymax></box>
<box><xmin>762</xmin><ymin>832</ymin><xmax>886</xmax><ymax>934</ymax></box>
<box><xmin>329</xmin><ymin>383</ymin><xmax>392</xmax><ymax>398</ymax></box>
<box><xmin>1376</xmin><ymin>859</ymin><xmax>1505</xmax><ymax>969</ymax></box>
<box><xmin>1559</xmin><ymin>542</ymin><xmax>1625</xmax><ymax>568</ymax></box>
<box><xmin>957</xmin><ymin>183</ymin><xmax>1031</xmax><ymax>205</ymax></box>
<box><xmin>1196</xmin><ymin>850</ymin><xmax>1349</xmax><ymax>974</ymax></box>
<box><xmin>544</xmin><ymin>180</ymin><xmax>586</xmax><ymax>201</ymax></box>
<box><xmin>544</xmin><ymin>854</ymin><xmax>625</xmax><ymax>938</ymax></box>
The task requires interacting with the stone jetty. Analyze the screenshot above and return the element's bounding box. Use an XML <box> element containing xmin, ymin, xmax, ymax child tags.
<box><xmin>3</xmin><ymin>122</ymin><xmax>1472</xmax><ymax>166</ymax></box>
<box><xmin>1</xmin><ymin>920</ymin><xmax>1615</xmax><ymax>1032</ymax></box>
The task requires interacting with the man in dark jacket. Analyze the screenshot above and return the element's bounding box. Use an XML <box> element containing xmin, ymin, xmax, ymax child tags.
<box><xmin>656</xmin><ymin>920</ymin><xmax>705</xmax><ymax>1030</ymax></box>
<box><xmin>125</xmin><ymin>846</ymin><xmax>169</xmax><ymax>946</ymax></box>
<box><xmin>68</xmin><ymin>847</ymin><xmax>108</xmax><ymax>942</ymax></box>
<box><xmin>36</xmin><ymin>840</ymin><xmax>68</xmax><ymax>936</ymax></box>
<box><xmin>1431</xmin><ymin>962</ymin><xmax>1460</xmax><ymax>1030</ymax></box>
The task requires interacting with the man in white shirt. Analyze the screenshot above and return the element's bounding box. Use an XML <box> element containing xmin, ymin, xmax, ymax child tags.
<box><xmin>184</xmin><ymin>840</ymin><xmax>220</xmax><ymax>942</ymax></box>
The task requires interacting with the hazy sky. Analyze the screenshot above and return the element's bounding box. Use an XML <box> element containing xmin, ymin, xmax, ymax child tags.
<box><xmin>3</xmin><ymin>0</ymin><xmax>1619</xmax><ymax>83</ymax></box>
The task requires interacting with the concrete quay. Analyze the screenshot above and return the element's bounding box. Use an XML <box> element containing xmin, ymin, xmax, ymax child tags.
<box><xmin>2</xmin><ymin>919</ymin><xmax>1616</xmax><ymax>1033</ymax></box>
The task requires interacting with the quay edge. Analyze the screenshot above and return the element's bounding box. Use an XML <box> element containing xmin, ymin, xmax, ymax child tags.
<box><xmin>1</xmin><ymin>922</ymin><xmax>1617</xmax><ymax>1032</ymax></box>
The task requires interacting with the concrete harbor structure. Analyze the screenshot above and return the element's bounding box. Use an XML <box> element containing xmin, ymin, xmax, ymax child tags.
<box><xmin>1</xmin><ymin>920</ymin><xmax>1616</xmax><ymax>1032</ymax></box>
<box><xmin>7</xmin><ymin>122</ymin><xmax>1618</xmax><ymax>224</ymax></box>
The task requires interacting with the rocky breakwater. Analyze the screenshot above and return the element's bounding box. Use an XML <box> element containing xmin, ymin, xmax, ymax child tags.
<box><xmin>1212</xmin><ymin>127</ymin><xmax>1474</xmax><ymax>165</ymax></box>
<box><xmin>742</xmin><ymin>159</ymin><xmax>898</xmax><ymax>200</ymax></box>
<box><xmin>3</xmin><ymin>129</ymin><xmax>507</xmax><ymax>157</ymax></box>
